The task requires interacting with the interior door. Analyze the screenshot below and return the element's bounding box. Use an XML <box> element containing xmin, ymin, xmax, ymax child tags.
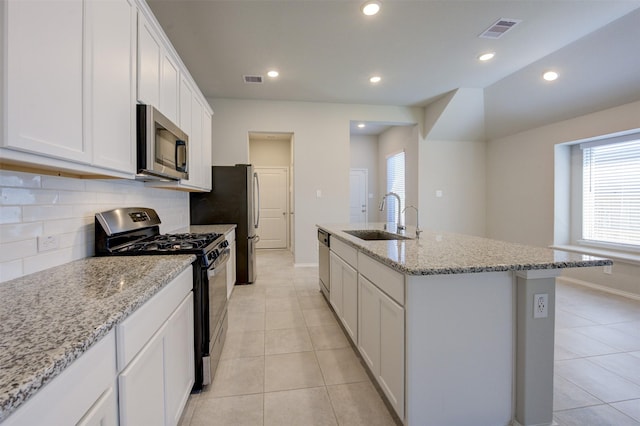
<box><xmin>255</xmin><ymin>167</ymin><xmax>288</xmax><ymax>249</ymax></box>
<box><xmin>350</xmin><ymin>169</ymin><xmax>368</xmax><ymax>223</ymax></box>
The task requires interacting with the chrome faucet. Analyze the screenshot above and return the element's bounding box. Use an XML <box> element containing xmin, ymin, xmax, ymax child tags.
<box><xmin>403</xmin><ymin>205</ymin><xmax>422</xmax><ymax>238</ymax></box>
<box><xmin>379</xmin><ymin>192</ymin><xmax>405</xmax><ymax>231</ymax></box>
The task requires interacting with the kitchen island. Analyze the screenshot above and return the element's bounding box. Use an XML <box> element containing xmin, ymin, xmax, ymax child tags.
<box><xmin>317</xmin><ymin>223</ymin><xmax>612</xmax><ymax>426</ymax></box>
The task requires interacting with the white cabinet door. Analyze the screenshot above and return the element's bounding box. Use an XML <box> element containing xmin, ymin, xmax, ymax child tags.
<box><xmin>137</xmin><ymin>12</ymin><xmax>161</xmax><ymax>107</ymax></box>
<box><xmin>379</xmin><ymin>289</ymin><xmax>405</xmax><ymax>420</ymax></box>
<box><xmin>179</xmin><ymin>77</ymin><xmax>193</xmax><ymax>134</ymax></box>
<box><xmin>358</xmin><ymin>275</ymin><xmax>380</xmax><ymax>373</ymax></box>
<box><xmin>76</xmin><ymin>387</ymin><xmax>118</xmax><ymax>426</ymax></box>
<box><xmin>161</xmin><ymin>53</ymin><xmax>179</xmax><ymax>124</ymax></box>
<box><xmin>342</xmin><ymin>262</ymin><xmax>358</xmax><ymax>341</ymax></box>
<box><xmin>330</xmin><ymin>252</ymin><xmax>344</xmax><ymax>318</ymax></box>
<box><xmin>87</xmin><ymin>0</ymin><xmax>136</xmax><ymax>174</ymax></box>
<box><xmin>357</xmin><ymin>273</ymin><xmax>405</xmax><ymax>420</ymax></box>
<box><xmin>202</xmin><ymin>109</ymin><xmax>213</xmax><ymax>190</ymax></box>
<box><xmin>164</xmin><ymin>293</ymin><xmax>195</xmax><ymax>426</ymax></box>
<box><xmin>186</xmin><ymin>96</ymin><xmax>204</xmax><ymax>187</ymax></box>
<box><xmin>5</xmin><ymin>0</ymin><xmax>86</xmax><ymax>162</ymax></box>
<box><xmin>226</xmin><ymin>231</ymin><xmax>237</xmax><ymax>298</ymax></box>
<box><xmin>118</xmin><ymin>328</ymin><xmax>166</xmax><ymax>426</ymax></box>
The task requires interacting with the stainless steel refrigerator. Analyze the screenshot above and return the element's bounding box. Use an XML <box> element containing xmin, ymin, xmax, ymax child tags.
<box><xmin>190</xmin><ymin>164</ymin><xmax>260</xmax><ymax>283</ymax></box>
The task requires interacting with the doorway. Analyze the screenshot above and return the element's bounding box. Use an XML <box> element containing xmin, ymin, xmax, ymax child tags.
<box><xmin>350</xmin><ymin>168</ymin><xmax>368</xmax><ymax>223</ymax></box>
<box><xmin>249</xmin><ymin>132</ymin><xmax>294</xmax><ymax>250</ymax></box>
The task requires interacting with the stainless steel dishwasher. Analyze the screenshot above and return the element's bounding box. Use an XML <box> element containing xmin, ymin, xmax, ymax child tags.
<box><xmin>318</xmin><ymin>229</ymin><xmax>330</xmax><ymax>300</ymax></box>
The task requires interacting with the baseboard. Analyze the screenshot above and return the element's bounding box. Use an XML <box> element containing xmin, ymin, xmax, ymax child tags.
<box><xmin>557</xmin><ymin>276</ymin><xmax>640</xmax><ymax>302</ymax></box>
<box><xmin>294</xmin><ymin>263</ymin><xmax>318</xmax><ymax>268</ymax></box>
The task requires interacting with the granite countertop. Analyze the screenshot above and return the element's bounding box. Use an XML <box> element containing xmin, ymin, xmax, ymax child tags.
<box><xmin>186</xmin><ymin>224</ymin><xmax>237</xmax><ymax>235</ymax></box>
<box><xmin>318</xmin><ymin>223</ymin><xmax>612</xmax><ymax>275</ymax></box>
<box><xmin>0</xmin><ymin>255</ymin><xmax>195</xmax><ymax>422</ymax></box>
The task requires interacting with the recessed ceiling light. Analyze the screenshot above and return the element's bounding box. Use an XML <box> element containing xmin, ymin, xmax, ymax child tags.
<box><xmin>357</xmin><ymin>123</ymin><xmax>366</xmax><ymax>128</ymax></box>
<box><xmin>361</xmin><ymin>0</ymin><xmax>381</xmax><ymax>16</ymax></box>
<box><xmin>543</xmin><ymin>71</ymin><xmax>559</xmax><ymax>81</ymax></box>
<box><xmin>267</xmin><ymin>70</ymin><xmax>279</xmax><ymax>78</ymax></box>
<box><xmin>478</xmin><ymin>52</ymin><xmax>495</xmax><ymax>62</ymax></box>
<box><xmin>369</xmin><ymin>75</ymin><xmax>381</xmax><ymax>84</ymax></box>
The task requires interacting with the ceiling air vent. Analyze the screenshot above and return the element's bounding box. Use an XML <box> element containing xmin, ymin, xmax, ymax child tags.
<box><xmin>479</xmin><ymin>18</ymin><xmax>522</xmax><ymax>39</ymax></box>
<box><xmin>243</xmin><ymin>75</ymin><xmax>264</xmax><ymax>84</ymax></box>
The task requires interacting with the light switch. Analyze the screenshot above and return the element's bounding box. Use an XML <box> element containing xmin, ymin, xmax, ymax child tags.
<box><xmin>436</xmin><ymin>190</ymin><xmax>443</xmax><ymax>198</ymax></box>
<box><xmin>316</xmin><ymin>189</ymin><xmax>322</xmax><ymax>198</ymax></box>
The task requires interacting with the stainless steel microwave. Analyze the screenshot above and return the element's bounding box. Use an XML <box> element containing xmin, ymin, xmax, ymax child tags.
<box><xmin>136</xmin><ymin>104</ymin><xmax>189</xmax><ymax>181</ymax></box>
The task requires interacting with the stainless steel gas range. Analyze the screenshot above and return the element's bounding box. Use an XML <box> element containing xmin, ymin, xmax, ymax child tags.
<box><xmin>94</xmin><ymin>207</ymin><xmax>228</xmax><ymax>391</ymax></box>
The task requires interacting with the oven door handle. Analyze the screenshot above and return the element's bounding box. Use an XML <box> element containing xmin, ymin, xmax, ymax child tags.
<box><xmin>209</xmin><ymin>249</ymin><xmax>230</xmax><ymax>272</ymax></box>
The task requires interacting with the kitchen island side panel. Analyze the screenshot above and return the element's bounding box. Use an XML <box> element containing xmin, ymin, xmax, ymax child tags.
<box><xmin>406</xmin><ymin>271</ymin><xmax>514</xmax><ymax>426</ymax></box>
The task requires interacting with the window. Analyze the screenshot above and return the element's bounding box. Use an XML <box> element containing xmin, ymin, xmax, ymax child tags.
<box><xmin>386</xmin><ymin>151</ymin><xmax>405</xmax><ymax>224</ymax></box>
<box><xmin>580</xmin><ymin>136</ymin><xmax>640</xmax><ymax>250</ymax></box>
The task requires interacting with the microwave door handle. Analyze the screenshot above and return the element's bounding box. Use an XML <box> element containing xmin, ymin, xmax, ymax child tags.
<box><xmin>175</xmin><ymin>140</ymin><xmax>187</xmax><ymax>173</ymax></box>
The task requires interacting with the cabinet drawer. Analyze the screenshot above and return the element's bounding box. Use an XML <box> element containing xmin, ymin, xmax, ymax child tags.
<box><xmin>331</xmin><ymin>238</ymin><xmax>358</xmax><ymax>269</ymax></box>
<box><xmin>116</xmin><ymin>266</ymin><xmax>192</xmax><ymax>370</ymax></box>
<box><xmin>358</xmin><ymin>253</ymin><xmax>404</xmax><ymax>306</ymax></box>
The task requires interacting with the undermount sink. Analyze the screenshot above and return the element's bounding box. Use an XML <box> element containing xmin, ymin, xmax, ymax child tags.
<box><xmin>343</xmin><ymin>229</ymin><xmax>411</xmax><ymax>241</ymax></box>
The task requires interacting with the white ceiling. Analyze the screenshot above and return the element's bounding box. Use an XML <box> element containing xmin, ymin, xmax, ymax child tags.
<box><xmin>147</xmin><ymin>0</ymin><xmax>640</xmax><ymax>138</ymax></box>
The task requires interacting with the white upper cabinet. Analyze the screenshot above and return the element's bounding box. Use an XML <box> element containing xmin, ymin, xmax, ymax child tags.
<box><xmin>160</xmin><ymin>53</ymin><xmax>179</xmax><ymax>124</ymax></box>
<box><xmin>137</xmin><ymin>11</ymin><xmax>162</xmax><ymax>108</ymax></box>
<box><xmin>3</xmin><ymin>0</ymin><xmax>136</xmax><ymax>177</ymax></box>
<box><xmin>5</xmin><ymin>0</ymin><xmax>86</xmax><ymax>162</ymax></box>
<box><xmin>87</xmin><ymin>0</ymin><xmax>137</xmax><ymax>174</ymax></box>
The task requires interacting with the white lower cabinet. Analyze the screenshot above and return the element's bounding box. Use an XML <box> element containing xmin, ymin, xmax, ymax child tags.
<box><xmin>117</xmin><ymin>267</ymin><xmax>194</xmax><ymax>426</ymax></box>
<box><xmin>329</xmin><ymin>251</ymin><xmax>358</xmax><ymax>341</ymax></box>
<box><xmin>226</xmin><ymin>230</ymin><xmax>237</xmax><ymax>298</ymax></box>
<box><xmin>358</xmin><ymin>273</ymin><xmax>405</xmax><ymax>420</ymax></box>
<box><xmin>76</xmin><ymin>387</ymin><xmax>118</xmax><ymax>426</ymax></box>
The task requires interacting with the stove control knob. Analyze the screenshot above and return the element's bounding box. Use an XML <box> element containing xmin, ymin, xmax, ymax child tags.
<box><xmin>220</xmin><ymin>240</ymin><xmax>229</xmax><ymax>248</ymax></box>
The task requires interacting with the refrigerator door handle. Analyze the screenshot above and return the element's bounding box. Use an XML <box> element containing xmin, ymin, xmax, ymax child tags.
<box><xmin>253</xmin><ymin>172</ymin><xmax>260</xmax><ymax>229</ymax></box>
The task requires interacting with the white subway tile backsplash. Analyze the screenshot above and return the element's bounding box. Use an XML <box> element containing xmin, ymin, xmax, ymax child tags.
<box><xmin>0</xmin><ymin>188</ymin><xmax>60</xmax><ymax>205</ymax></box>
<box><xmin>0</xmin><ymin>206</ymin><xmax>22</xmax><ymax>224</ymax></box>
<box><xmin>22</xmin><ymin>205</ymin><xmax>75</xmax><ymax>222</ymax></box>
<box><xmin>0</xmin><ymin>260</ymin><xmax>23</xmax><ymax>282</ymax></box>
<box><xmin>0</xmin><ymin>222</ymin><xmax>43</xmax><ymax>243</ymax></box>
<box><xmin>41</xmin><ymin>175</ymin><xmax>86</xmax><ymax>191</ymax></box>
<box><xmin>0</xmin><ymin>170</ymin><xmax>41</xmax><ymax>188</ymax></box>
<box><xmin>0</xmin><ymin>239</ymin><xmax>37</xmax><ymax>262</ymax></box>
<box><xmin>0</xmin><ymin>170</ymin><xmax>189</xmax><ymax>283</ymax></box>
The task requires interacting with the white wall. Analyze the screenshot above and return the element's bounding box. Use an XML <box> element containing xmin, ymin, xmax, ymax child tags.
<box><xmin>250</xmin><ymin>138</ymin><xmax>291</xmax><ymax>167</ymax></box>
<box><xmin>0</xmin><ymin>169</ymin><xmax>189</xmax><ymax>283</ymax></box>
<box><xmin>349</xmin><ymin>134</ymin><xmax>378</xmax><ymax>222</ymax></box>
<box><xmin>208</xmin><ymin>98</ymin><xmax>422</xmax><ymax>265</ymax></box>
<box><xmin>486</xmin><ymin>99</ymin><xmax>640</xmax><ymax>296</ymax></box>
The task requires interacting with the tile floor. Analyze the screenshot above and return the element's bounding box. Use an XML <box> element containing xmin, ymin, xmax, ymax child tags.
<box><xmin>179</xmin><ymin>249</ymin><xmax>398</xmax><ymax>426</ymax></box>
<box><xmin>180</xmin><ymin>250</ymin><xmax>640</xmax><ymax>426</ymax></box>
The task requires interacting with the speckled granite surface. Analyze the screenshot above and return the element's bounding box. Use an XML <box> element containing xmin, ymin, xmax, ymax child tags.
<box><xmin>318</xmin><ymin>223</ymin><xmax>612</xmax><ymax>275</ymax></box>
<box><xmin>0</xmin><ymin>255</ymin><xmax>195</xmax><ymax>422</ymax></box>
<box><xmin>185</xmin><ymin>224</ymin><xmax>237</xmax><ymax>235</ymax></box>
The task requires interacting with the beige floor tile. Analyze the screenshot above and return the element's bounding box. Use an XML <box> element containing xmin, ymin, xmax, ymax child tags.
<box><xmin>266</xmin><ymin>286</ymin><xmax>298</xmax><ymax>299</ymax></box>
<box><xmin>190</xmin><ymin>394</ymin><xmax>263</xmax><ymax>426</ymax></box>
<box><xmin>229</xmin><ymin>296</ymin><xmax>266</xmax><ymax>313</ymax></box>
<box><xmin>553</xmin><ymin>375</ymin><xmax>602</xmax><ymax>411</ymax></box>
<box><xmin>303</xmin><ymin>308</ymin><xmax>339</xmax><ymax>327</ymax></box>
<box><xmin>296</xmin><ymin>287</ymin><xmax>323</xmax><ymax>297</ymax></box>
<box><xmin>299</xmin><ymin>294</ymin><xmax>330</xmax><ymax>310</ymax></box>
<box><xmin>264</xmin><ymin>387</ymin><xmax>338</xmax><ymax>426</ymax></box>
<box><xmin>265</xmin><ymin>327</ymin><xmax>313</xmax><ymax>355</ymax></box>
<box><xmin>265</xmin><ymin>351</ymin><xmax>325</xmax><ymax>392</ymax></box>
<box><xmin>266</xmin><ymin>309</ymin><xmax>306</xmax><ymax>330</ymax></box>
<box><xmin>327</xmin><ymin>381</ymin><xmax>397</xmax><ymax>426</ymax></box>
<box><xmin>221</xmin><ymin>330</ymin><xmax>265</xmax><ymax>359</ymax></box>
<box><xmin>266</xmin><ymin>296</ymin><xmax>301</xmax><ymax>312</ymax></box>
<box><xmin>555</xmin><ymin>328</ymin><xmax>619</xmax><ymax>358</ymax></box>
<box><xmin>574</xmin><ymin>324</ymin><xmax>640</xmax><ymax>352</ymax></box>
<box><xmin>228</xmin><ymin>310</ymin><xmax>265</xmax><ymax>332</ymax></box>
<box><xmin>308</xmin><ymin>324</ymin><xmax>351</xmax><ymax>350</ymax></box>
<box><xmin>612</xmin><ymin>399</ymin><xmax>640</xmax><ymax>423</ymax></box>
<box><xmin>178</xmin><ymin>393</ymin><xmax>199</xmax><ymax>426</ymax></box>
<box><xmin>588</xmin><ymin>353</ymin><xmax>640</xmax><ymax>386</ymax></box>
<box><xmin>207</xmin><ymin>356</ymin><xmax>264</xmax><ymax>398</ymax></box>
<box><xmin>554</xmin><ymin>404</ymin><xmax>640</xmax><ymax>426</ymax></box>
<box><xmin>316</xmin><ymin>348</ymin><xmax>369</xmax><ymax>385</ymax></box>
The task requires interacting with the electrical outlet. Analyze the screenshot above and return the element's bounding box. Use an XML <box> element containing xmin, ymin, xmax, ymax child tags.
<box><xmin>533</xmin><ymin>293</ymin><xmax>548</xmax><ymax>319</ymax></box>
<box><xmin>37</xmin><ymin>235</ymin><xmax>59</xmax><ymax>252</ymax></box>
<box><xmin>603</xmin><ymin>265</ymin><xmax>612</xmax><ymax>275</ymax></box>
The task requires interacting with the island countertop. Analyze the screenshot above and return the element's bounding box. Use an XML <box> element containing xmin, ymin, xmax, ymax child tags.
<box><xmin>318</xmin><ymin>223</ymin><xmax>612</xmax><ymax>275</ymax></box>
<box><xmin>0</xmin><ymin>255</ymin><xmax>195</xmax><ymax>422</ymax></box>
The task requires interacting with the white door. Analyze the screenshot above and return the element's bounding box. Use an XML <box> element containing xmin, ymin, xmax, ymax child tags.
<box><xmin>256</xmin><ymin>167</ymin><xmax>288</xmax><ymax>249</ymax></box>
<box><xmin>350</xmin><ymin>169</ymin><xmax>368</xmax><ymax>223</ymax></box>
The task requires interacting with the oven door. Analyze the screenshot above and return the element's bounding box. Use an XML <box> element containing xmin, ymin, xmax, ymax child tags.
<box><xmin>202</xmin><ymin>248</ymin><xmax>230</xmax><ymax>386</ymax></box>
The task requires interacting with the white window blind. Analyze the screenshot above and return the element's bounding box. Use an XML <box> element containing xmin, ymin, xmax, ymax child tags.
<box><xmin>386</xmin><ymin>151</ymin><xmax>405</xmax><ymax>223</ymax></box>
<box><xmin>582</xmin><ymin>139</ymin><xmax>640</xmax><ymax>248</ymax></box>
